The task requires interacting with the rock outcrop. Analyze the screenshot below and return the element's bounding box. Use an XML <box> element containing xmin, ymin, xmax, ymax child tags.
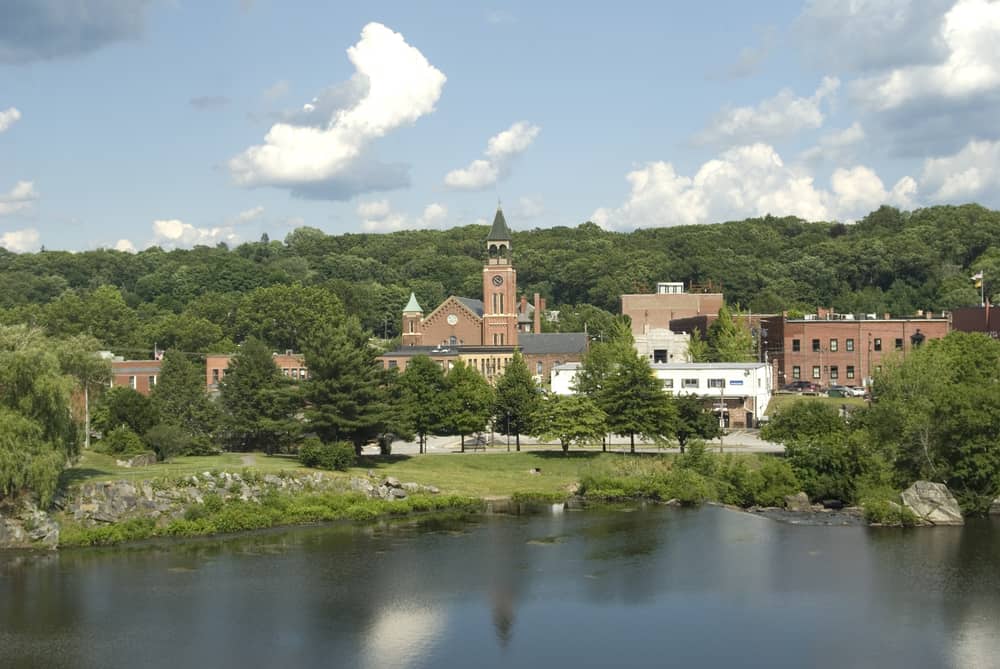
<box><xmin>784</xmin><ymin>492</ymin><xmax>812</xmax><ymax>512</ymax></box>
<box><xmin>0</xmin><ymin>498</ymin><xmax>60</xmax><ymax>549</ymax></box>
<box><xmin>901</xmin><ymin>481</ymin><xmax>964</xmax><ymax>526</ymax></box>
<box><xmin>115</xmin><ymin>452</ymin><xmax>158</xmax><ymax>468</ymax></box>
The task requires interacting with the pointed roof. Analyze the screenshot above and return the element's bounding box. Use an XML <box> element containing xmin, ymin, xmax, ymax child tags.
<box><xmin>486</xmin><ymin>207</ymin><xmax>513</xmax><ymax>241</ymax></box>
<box><xmin>403</xmin><ymin>292</ymin><xmax>423</xmax><ymax>313</ymax></box>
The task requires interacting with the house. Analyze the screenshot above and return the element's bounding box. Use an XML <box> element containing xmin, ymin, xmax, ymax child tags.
<box><xmin>378</xmin><ymin>206</ymin><xmax>588</xmax><ymax>383</ymax></box>
<box><xmin>205</xmin><ymin>350</ymin><xmax>308</xmax><ymax>395</ymax></box>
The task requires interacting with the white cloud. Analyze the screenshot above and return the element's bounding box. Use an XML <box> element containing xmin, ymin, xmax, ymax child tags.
<box><xmin>851</xmin><ymin>0</ymin><xmax>1000</xmax><ymax>111</ymax></box>
<box><xmin>444</xmin><ymin>121</ymin><xmax>541</xmax><ymax>189</ymax></box>
<box><xmin>150</xmin><ymin>219</ymin><xmax>239</xmax><ymax>249</ymax></box>
<box><xmin>920</xmin><ymin>139</ymin><xmax>1000</xmax><ymax>201</ymax></box>
<box><xmin>512</xmin><ymin>195</ymin><xmax>545</xmax><ymax>219</ymax></box>
<box><xmin>356</xmin><ymin>201</ymin><xmax>448</xmax><ymax>232</ymax></box>
<box><xmin>263</xmin><ymin>80</ymin><xmax>290</xmax><ymax>100</ymax></box>
<box><xmin>717</xmin><ymin>26</ymin><xmax>777</xmax><ymax>79</ymax></box>
<box><xmin>800</xmin><ymin>122</ymin><xmax>866</xmax><ymax>164</ymax></box>
<box><xmin>230</xmin><ymin>23</ymin><xmax>445</xmax><ymax>198</ymax></box>
<box><xmin>0</xmin><ymin>227</ymin><xmax>39</xmax><ymax>252</ymax></box>
<box><xmin>0</xmin><ymin>107</ymin><xmax>21</xmax><ymax>133</ymax></box>
<box><xmin>231</xmin><ymin>205</ymin><xmax>264</xmax><ymax>224</ymax></box>
<box><xmin>592</xmin><ymin>144</ymin><xmax>914</xmax><ymax>229</ymax></box>
<box><xmin>695</xmin><ymin>77</ymin><xmax>839</xmax><ymax>146</ymax></box>
<box><xmin>113</xmin><ymin>239</ymin><xmax>136</xmax><ymax>253</ymax></box>
<box><xmin>0</xmin><ymin>180</ymin><xmax>38</xmax><ymax>216</ymax></box>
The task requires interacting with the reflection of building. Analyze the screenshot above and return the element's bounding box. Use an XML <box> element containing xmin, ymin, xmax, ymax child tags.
<box><xmin>762</xmin><ymin>309</ymin><xmax>949</xmax><ymax>389</ymax></box>
<box><xmin>551</xmin><ymin>361</ymin><xmax>772</xmax><ymax>427</ymax></box>
<box><xmin>621</xmin><ymin>282</ymin><xmax>724</xmax><ymax>336</ymax></box>
<box><xmin>205</xmin><ymin>351</ymin><xmax>308</xmax><ymax>394</ymax></box>
<box><xmin>379</xmin><ymin>207</ymin><xmax>588</xmax><ymax>383</ymax></box>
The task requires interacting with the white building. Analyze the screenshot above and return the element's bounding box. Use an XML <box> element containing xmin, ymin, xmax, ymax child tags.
<box><xmin>550</xmin><ymin>361</ymin><xmax>773</xmax><ymax>428</ymax></box>
<box><xmin>633</xmin><ymin>327</ymin><xmax>691</xmax><ymax>364</ymax></box>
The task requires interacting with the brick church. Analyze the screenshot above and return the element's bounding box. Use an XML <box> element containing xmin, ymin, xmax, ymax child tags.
<box><xmin>378</xmin><ymin>207</ymin><xmax>588</xmax><ymax>383</ymax></box>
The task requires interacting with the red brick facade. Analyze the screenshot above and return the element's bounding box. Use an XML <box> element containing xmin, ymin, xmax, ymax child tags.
<box><xmin>110</xmin><ymin>360</ymin><xmax>162</xmax><ymax>396</ymax></box>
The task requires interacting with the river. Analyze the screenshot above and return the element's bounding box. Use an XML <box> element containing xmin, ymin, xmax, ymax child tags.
<box><xmin>1</xmin><ymin>505</ymin><xmax>998</xmax><ymax>668</ymax></box>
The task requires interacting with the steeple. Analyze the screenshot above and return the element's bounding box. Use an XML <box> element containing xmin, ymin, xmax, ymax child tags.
<box><xmin>403</xmin><ymin>292</ymin><xmax>423</xmax><ymax>314</ymax></box>
<box><xmin>486</xmin><ymin>206</ymin><xmax>512</xmax><ymax>242</ymax></box>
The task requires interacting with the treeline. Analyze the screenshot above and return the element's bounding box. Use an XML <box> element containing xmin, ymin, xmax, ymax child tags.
<box><xmin>1</xmin><ymin>204</ymin><xmax>999</xmax><ymax>354</ymax></box>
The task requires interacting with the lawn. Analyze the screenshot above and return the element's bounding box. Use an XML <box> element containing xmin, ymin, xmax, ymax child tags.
<box><xmin>64</xmin><ymin>449</ymin><xmax>655</xmax><ymax>499</ymax></box>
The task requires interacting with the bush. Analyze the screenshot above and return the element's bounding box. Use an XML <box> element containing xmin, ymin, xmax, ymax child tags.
<box><xmin>101</xmin><ymin>426</ymin><xmax>147</xmax><ymax>455</ymax></box>
<box><xmin>863</xmin><ymin>499</ymin><xmax>919</xmax><ymax>526</ymax></box>
<box><xmin>298</xmin><ymin>438</ymin><xmax>356</xmax><ymax>471</ymax></box>
<box><xmin>665</xmin><ymin>468</ymin><xmax>716</xmax><ymax>505</ymax></box>
<box><xmin>143</xmin><ymin>423</ymin><xmax>192</xmax><ymax>461</ymax></box>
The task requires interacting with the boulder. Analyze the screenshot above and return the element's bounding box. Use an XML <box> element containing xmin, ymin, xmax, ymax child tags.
<box><xmin>115</xmin><ymin>452</ymin><xmax>157</xmax><ymax>468</ymax></box>
<box><xmin>383</xmin><ymin>477</ymin><xmax>402</xmax><ymax>489</ymax></box>
<box><xmin>901</xmin><ymin>481</ymin><xmax>964</xmax><ymax>526</ymax></box>
<box><xmin>784</xmin><ymin>492</ymin><xmax>812</xmax><ymax>512</ymax></box>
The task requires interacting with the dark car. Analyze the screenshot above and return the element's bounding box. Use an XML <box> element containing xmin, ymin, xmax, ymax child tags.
<box><xmin>781</xmin><ymin>380</ymin><xmax>821</xmax><ymax>393</ymax></box>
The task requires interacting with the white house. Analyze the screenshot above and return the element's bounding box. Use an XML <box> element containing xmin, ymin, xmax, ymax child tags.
<box><xmin>550</xmin><ymin>361</ymin><xmax>773</xmax><ymax>428</ymax></box>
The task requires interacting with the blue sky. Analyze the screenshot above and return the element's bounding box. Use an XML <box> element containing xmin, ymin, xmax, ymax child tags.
<box><xmin>2</xmin><ymin>0</ymin><xmax>1000</xmax><ymax>252</ymax></box>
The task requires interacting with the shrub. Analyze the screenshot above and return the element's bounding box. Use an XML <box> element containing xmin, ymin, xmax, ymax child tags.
<box><xmin>863</xmin><ymin>499</ymin><xmax>919</xmax><ymax>527</ymax></box>
<box><xmin>298</xmin><ymin>438</ymin><xmax>356</xmax><ymax>471</ymax></box>
<box><xmin>101</xmin><ymin>426</ymin><xmax>147</xmax><ymax>455</ymax></box>
<box><xmin>143</xmin><ymin>423</ymin><xmax>192</xmax><ymax>461</ymax></box>
<box><xmin>753</xmin><ymin>456</ymin><xmax>802</xmax><ymax>507</ymax></box>
<box><xmin>665</xmin><ymin>468</ymin><xmax>716</xmax><ymax>505</ymax></box>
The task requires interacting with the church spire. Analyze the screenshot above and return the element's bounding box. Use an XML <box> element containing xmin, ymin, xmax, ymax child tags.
<box><xmin>403</xmin><ymin>292</ymin><xmax>423</xmax><ymax>314</ymax></box>
<box><xmin>486</xmin><ymin>205</ymin><xmax>512</xmax><ymax>242</ymax></box>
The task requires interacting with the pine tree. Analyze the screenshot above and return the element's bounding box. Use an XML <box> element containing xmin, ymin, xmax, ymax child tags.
<box><xmin>493</xmin><ymin>351</ymin><xmax>538</xmax><ymax>451</ymax></box>
<box><xmin>151</xmin><ymin>349</ymin><xmax>219</xmax><ymax>447</ymax></box>
<box><xmin>302</xmin><ymin>317</ymin><xmax>388</xmax><ymax>454</ymax></box>
<box><xmin>443</xmin><ymin>361</ymin><xmax>494</xmax><ymax>452</ymax></box>
<box><xmin>708</xmin><ymin>305</ymin><xmax>755</xmax><ymax>362</ymax></box>
<box><xmin>397</xmin><ymin>355</ymin><xmax>447</xmax><ymax>454</ymax></box>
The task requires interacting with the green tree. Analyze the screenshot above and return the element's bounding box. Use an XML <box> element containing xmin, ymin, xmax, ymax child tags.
<box><xmin>601</xmin><ymin>348</ymin><xmax>676</xmax><ymax>453</ymax></box>
<box><xmin>688</xmin><ymin>328</ymin><xmax>711</xmax><ymax>363</ymax></box>
<box><xmin>236</xmin><ymin>284</ymin><xmax>344</xmax><ymax>352</ymax></box>
<box><xmin>707</xmin><ymin>305</ymin><xmax>755</xmax><ymax>362</ymax></box>
<box><xmin>396</xmin><ymin>355</ymin><xmax>447</xmax><ymax>454</ymax></box>
<box><xmin>55</xmin><ymin>334</ymin><xmax>111</xmax><ymax>449</ymax></box>
<box><xmin>493</xmin><ymin>351</ymin><xmax>539</xmax><ymax>451</ymax></box>
<box><xmin>672</xmin><ymin>394</ymin><xmax>722</xmax><ymax>453</ymax></box>
<box><xmin>219</xmin><ymin>338</ymin><xmax>299</xmax><ymax>454</ymax></box>
<box><xmin>302</xmin><ymin>317</ymin><xmax>388</xmax><ymax>454</ymax></box>
<box><xmin>443</xmin><ymin>361</ymin><xmax>494</xmax><ymax>451</ymax></box>
<box><xmin>93</xmin><ymin>387</ymin><xmax>158</xmax><ymax>438</ymax></box>
<box><xmin>151</xmin><ymin>350</ymin><xmax>220</xmax><ymax>451</ymax></box>
<box><xmin>534</xmin><ymin>393</ymin><xmax>607</xmax><ymax>455</ymax></box>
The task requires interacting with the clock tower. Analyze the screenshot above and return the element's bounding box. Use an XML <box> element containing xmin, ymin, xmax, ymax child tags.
<box><xmin>482</xmin><ymin>206</ymin><xmax>518</xmax><ymax>346</ymax></box>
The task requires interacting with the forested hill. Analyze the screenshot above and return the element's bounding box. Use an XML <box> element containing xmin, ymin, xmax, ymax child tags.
<box><xmin>0</xmin><ymin>203</ymin><xmax>997</xmax><ymax>356</ymax></box>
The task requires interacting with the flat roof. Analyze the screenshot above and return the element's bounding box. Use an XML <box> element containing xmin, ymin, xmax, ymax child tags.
<box><xmin>651</xmin><ymin>362</ymin><xmax>768</xmax><ymax>370</ymax></box>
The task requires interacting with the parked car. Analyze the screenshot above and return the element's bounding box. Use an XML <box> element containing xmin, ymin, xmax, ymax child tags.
<box><xmin>828</xmin><ymin>385</ymin><xmax>867</xmax><ymax>398</ymax></box>
<box><xmin>781</xmin><ymin>380</ymin><xmax>821</xmax><ymax>393</ymax></box>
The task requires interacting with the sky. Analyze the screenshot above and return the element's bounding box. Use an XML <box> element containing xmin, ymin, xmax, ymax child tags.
<box><xmin>2</xmin><ymin>0</ymin><xmax>1000</xmax><ymax>253</ymax></box>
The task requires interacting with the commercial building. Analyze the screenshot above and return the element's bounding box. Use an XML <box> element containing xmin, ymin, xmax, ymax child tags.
<box><xmin>621</xmin><ymin>282</ymin><xmax>724</xmax><ymax>336</ymax></box>
<box><xmin>950</xmin><ymin>306</ymin><xmax>999</xmax><ymax>339</ymax></box>
<box><xmin>109</xmin><ymin>358</ymin><xmax>162</xmax><ymax>396</ymax></box>
<box><xmin>378</xmin><ymin>207</ymin><xmax>588</xmax><ymax>383</ymax></box>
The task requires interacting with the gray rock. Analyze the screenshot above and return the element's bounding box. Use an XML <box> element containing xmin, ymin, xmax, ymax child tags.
<box><xmin>402</xmin><ymin>482</ymin><xmax>420</xmax><ymax>493</ymax></box>
<box><xmin>784</xmin><ymin>492</ymin><xmax>812</xmax><ymax>512</ymax></box>
<box><xmin>388</xmin><ymin>488</ymin><xmax>408</xmax><ymax>500</ymax></box>
<box><xmin>350</xmin><ymin>478</ymin><xmax>375</xmax><ymax>495</ymax></box>
<box><xmin>115</xmin><ymin>452</ymin><xmax>157</xmax><ymax>468</ymax></box>
<box><xmin>422</xmin><ymin>485</ymin><xmax>440</xmax><ymax>495</ymax></box>
<box><xmin>901</xmin><ymin>481</ymin><xmax>964</xmax><ymax>526</ymax></box>
<box><xmin>383</xmin><ymin>476</ymin><xmax>402</xmax><ymax>488</ymax></box>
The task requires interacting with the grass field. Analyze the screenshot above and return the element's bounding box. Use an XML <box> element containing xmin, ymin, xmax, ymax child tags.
<box><xmin>64</xmin><ymin>449</ymin><xmax>662</xmax><ymax>499</ymax></box>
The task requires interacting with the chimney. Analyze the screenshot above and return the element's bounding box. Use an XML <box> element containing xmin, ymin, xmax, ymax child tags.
<box><xmin>533</xmin><ymin>293</ymin><xmax>541</xmax><ymax>334</ymax></box>
<box><xmin>520</xmin><ymin>294</ymin><xmax>527</xmax><ymax>318</ymax></box>
<box><xmin>883</xmin><ymin>312</ymin><xmax>891</xmax><ymax>320</ymax></box>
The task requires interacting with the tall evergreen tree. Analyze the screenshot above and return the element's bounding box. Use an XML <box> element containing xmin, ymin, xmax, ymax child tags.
<box><xmin>151</xmin><ymin>349</ymin><xmax>220</xmax><ymax>448</ymax></box>
<box><xmin>493</xmin><ymin>351</ymin><xmax>538</xmax><ymax>451</ymax></box>
<box><xmin>397</xmin><ymin>355</ymin><xmax>447</xmax><ymax>454</ymax></box>
<box><xmin>219</xmin><ymin>337</ymin><xmax>298</xmax><ymax>454</ymax></box>
<box><xmin>707</xmin><ymin>305</ymin><xmax>755</xmax><ymax>362</ymax></box>
<box><xmin>443</xmin><ymin>361</ymin><xmax>494</xmax><ymax>452</ymax></box>
<box><xmin>601</xmin><ymin>348</ymin><xmax>676</xmax><ymax>453</ymax></box>
<box><xmin>302</xmin><ymin>317</ymin><xmax>388</xmax><ymax>454</ymax></box>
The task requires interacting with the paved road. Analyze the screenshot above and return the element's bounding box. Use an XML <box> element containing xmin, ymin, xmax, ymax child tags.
<box><xmin>366</xmin><ymin>429</ymin><xmax>783</xmax><ymax>456</ymax></box>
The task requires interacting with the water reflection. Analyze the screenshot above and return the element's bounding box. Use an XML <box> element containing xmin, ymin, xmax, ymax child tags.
<box><xmin>1</xmin><ymin>509</ymin><xmax>998</xmax><ymax>668</ymax></box>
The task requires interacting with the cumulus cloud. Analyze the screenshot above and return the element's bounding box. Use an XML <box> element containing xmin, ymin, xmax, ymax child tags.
<box><xmin>591</xmin><ymin>144</ymin><xmax>915</xmax><ymax>229</ymax></box>
<box><xmin>512</xmin><ymin>195</ymin><xmax>545</xmax><ymax>220</ymax></box>
<box><xmin>189</xmin><ymin>95</ymin><xmax>230</xmax><ymax>110</ymax></box>
<box><xmin>920</xmin><ymin>139</ymin><xmax>1000</xmax><ymax>201</ymax></box>
<box><xmin>800</xmin><ymin>122</ymin><xmax>866</xmax><ymax>164</ymax></box>
<box><xmin>230</xmin><ymin>205</ymin><xmax>264</xmax><ymax>224</ymax></box>
<box><xmin>851</xmin><ymin>0</ymin><xmax>1000</xmax><ymax>112</ymax></box>
<box><xmin>150</xmin><ymin>219</ymin><xmax>239</xmax><ymax>249</ymax></box>
<box><xmin>0</xmin><ymin>227</ymin><xmax>39</xmax><ymax>252</ymax></box>
<box><xmin>356</xmin><ymin>200</ymin><xmax>448</xmax><ymax>232</ymax></box>
<box><xmin>230</xmin><ymin>23</ymin><xmax>445</xmax><ymax>200</ymax></box>
<box><xmin>113</xmin><ymin>239</ymin><xmax>136</xmax><ymax>253</ymax></box>
<box><xmin>0</xmin><ymin>107</ymin><xmax>21</xmax><ymax>133</ymax></box>
<box><xmin>0</xmin><ymin>181</ymin><xmax>38</xmax><ymax>216</ymax></box>
<box><xmin>444</xmin><ymin>121</ymin><xmax>541</xmax><ymax>189</ymax></box>
<box><xmin>0</xmin><ymin>0</ymin><xmax>153</xmax><ymax>64</ymax></box>
<box><xmin>695</xmin><ymin>77</ymin><xmax>839</xmax><ymax>146</ymax></box>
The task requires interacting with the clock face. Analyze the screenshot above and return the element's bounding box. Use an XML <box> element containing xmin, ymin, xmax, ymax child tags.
<box><xmin>492</xmin><ymin>274</ymin><xmax>504</xmax><ymax>286</ymax></box>
<box><xmin>446</xmin><ymin>314</ymin><xmax>458</xmax><ymax>326</ymax></box>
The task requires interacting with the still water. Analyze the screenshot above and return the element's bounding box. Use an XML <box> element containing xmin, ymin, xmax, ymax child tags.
<box><xmin>2</xmin><ymin>505</ymin><xmax>999</xmax><ymax>669</ymax></box>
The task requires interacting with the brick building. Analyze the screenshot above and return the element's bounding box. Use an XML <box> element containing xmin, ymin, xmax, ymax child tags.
<box><xmin>206</xmin><ymin>351</ymin><xmax>308</xmax><ymax>395</ymax></box>
<box><xmin>110</xmin><ymin>359</ymin><xmax>162</xmax><ymax>396</ymax></box>
<box><xmin>379</xmin><ymin>207</ymin><xmax>588</xmax><ymax>383</ymax></box>
<box><xmin>762</xmin><ymin>309</ymin><xmax>949</xmax><ymax>389</ymax></box>
<box><xmin>950</xmin><ymin>306</ymin><xmax>999</xmax><ymax>339</ymax></box>
<box><xmin>621</xmin><ymin>282</ymin><xmax>724</xmax><ymax>336</ymax></box>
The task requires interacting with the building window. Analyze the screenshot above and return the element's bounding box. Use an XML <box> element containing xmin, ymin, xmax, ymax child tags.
<box><xmin>846</xmin><ymin>365</ymin><xmax>855</xmax><ymax>379</ymax></box>
<box><xmin>874</xmin><ymin>338</ymin><xmax>882</xmax><ymax>351</ymax></box>
<box><xmin>129</xmin><ymin>376</ymin><xmax>136</xmax><ymax>389</ymax></box>
<box><xmin>792</xmin><ymin>366</ymin><xmax>800</xmax><ymax>379</ymax></box>
<box><xmin>812</xmin><ymin>339</ymin><xmax>821</xmax><ymax>352</ymax></box>
<box><xmin>707</xmin><ymin>378</ymin><xmax>725</xmax><ymax>389</ymax></box>
<box><xmin>895</xmin><ymin>338</ymin><xmax>903</xmax><ymax>350</ymax></box>
<box><xmin>388</xmin><ymin>360</ymin><xmax>398</xmax><ymax>369</ymax></box>
<box><xmin>829</xmin><ymin>338</ymin><xmax>838</xmax><ymax>352</ymax></box>
<box><xmin>792</xmin><ymin>339</ymin><xmax>800</xmax><ymax>352</ymax></box>
<box><xmin>830</xmin><ymin>366</ymin><xmax>839</xmax><ymax>380</ymax></box>
<box><xmin>653</xmin><ymin>349</ymin><xmax>667</xmax><ymax>363</ymax></box>
<box><xmin>661</xmin><ymin>378</ymin><xmax>674</xmax><ymax>389</ymax></box>
<box><xmin>682</xmin><ymin>378</ymin><xmax>699</xmax><ymax>389</ymax></box>
<box><xmin>212</xmin><ymin>368</ymin><xmax>220</xmax><ymax>383</ymax></box>
<box><xmin>812</xmin><ymin>366</ymin><xmax>821</xmax><ymax>379</ymax></box>
<box><xmin>846</xmin><ymin>338</ymin><xmax>854</xmax><ymax>352</ymax></box>
<box><xmin>148</xmin><ymin>375</ymin><xmax>157</xmax><ymax>388</ymax></box>
<box><xmin>536</xmin><ymin>361</ymin><xmax>543</xmax><ymax>375</ymax></box>
<box><xmin>449</xmin><ymin>336</ymin><xmax>457</xmax><ymax>346</ymax></box>
<box><xmin>409</xmin><ymin>321</ymin><xmax>414</xmax><ymax>334</ymax></box>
